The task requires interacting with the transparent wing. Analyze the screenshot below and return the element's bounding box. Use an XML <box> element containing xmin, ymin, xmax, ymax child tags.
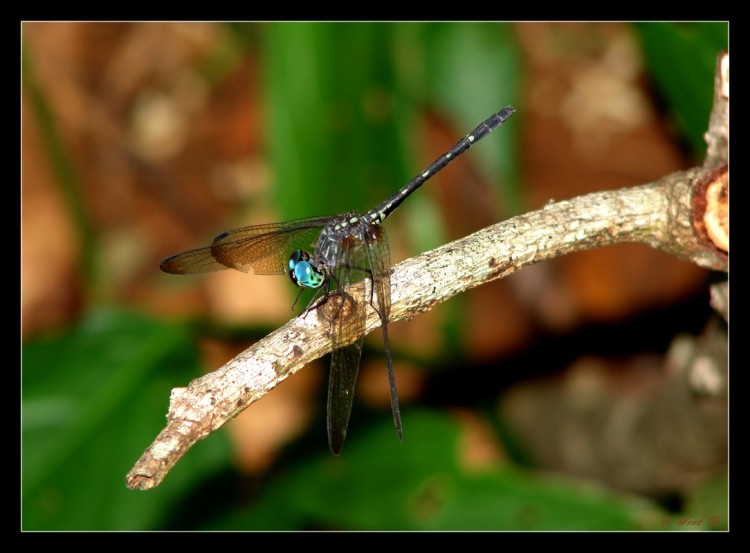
<box><xmin>364</xmin><ymin>225</ymin><xmax>402</xmax><ymax>442</ymax></box>
<box><xmin>160</xmin><ymin>244</ymin><xmax>229</xmax><ymax>274</ymax></box>
<box><xmin>160</xmin><ymin>216</ymin><xmax>332</xmax><ymax>275</ymax></box>
<box><xmin>325</xmin><ymin>241</ymin><xmax>367</xmax><ymax>455</ymax></box>
<box><xmin>324</xmin><ymin>225</ymin><xmax>402</xmax><ymax>454</ymax></box>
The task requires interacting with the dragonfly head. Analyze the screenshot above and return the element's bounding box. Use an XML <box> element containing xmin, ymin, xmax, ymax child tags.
<box><xmin>289</xmin><ymin>250</ymin><xmax>325</xmax><ymax>289</ymax></box>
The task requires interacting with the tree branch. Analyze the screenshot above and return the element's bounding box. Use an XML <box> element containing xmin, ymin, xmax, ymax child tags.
<box><xmin>126</xmin><ymin>52</ymin><xmax>728</xmax><ymax>491</ymax></box>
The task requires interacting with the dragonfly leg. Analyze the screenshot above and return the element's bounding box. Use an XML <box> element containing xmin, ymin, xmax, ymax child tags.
<box><xmin>345</xmin><ymin>264</ymin><xmax>382</xmax><ymax>319</ymax></box>
<box><xmin>290</xmin><ymin>287</ymin><xmax>308</xmax><ymax>312</ymax></box>
<box><xmin>301</xmin><ymin>272</ymin><xmax>338</xmax><ymax>319</ymax></box>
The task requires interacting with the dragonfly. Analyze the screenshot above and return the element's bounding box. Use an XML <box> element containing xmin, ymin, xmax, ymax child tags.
<box><xmin>160</xmin><ymin>105</ymin><xmax>516</xmax><ymax>454</ymax></box>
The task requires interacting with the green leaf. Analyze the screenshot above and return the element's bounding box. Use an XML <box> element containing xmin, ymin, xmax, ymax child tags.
<box><xmin>22</xmin><ymin>307</ymin><xmax>232</xmax><ymax>530</ymax></box>
<box><xmin>212</xmin><ymin>410</ymin><xmax>661</xmax><ymax>530</ymax></box>
<box><xmin>264</xmin><ymin>23</ymin><xmax>409</xmax><ymax>221</ymax></box>
<box><xmin>635</xmin><ymin>22</ymin><xmax>728</xmax><ymax>156</ymax></box>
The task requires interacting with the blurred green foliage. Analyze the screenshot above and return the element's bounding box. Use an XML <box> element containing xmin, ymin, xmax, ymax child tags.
<box><xmin>22</xmin><ymin>22</ymin><xmax>727</xmax><ymax>530</ymax></box>
<box><xmin>635</xmin><ymin>22</ymin><xmax>728</xmax><ymax>156</ymax></box>
<box><xmin>264</xmin><ymin>22</ymin><xmax>521</xmax><ymax>249</ymax></box>
<box><xmin>206</xmin><ymin>411</ymin><xmax>661</xmax><ymax>530</ymax></box>
<box><xmin>22</xmin><ymin>308</ymin><xmax>232</xmax><ymax>530</ymax></box>
<box><xmin>22</xmin><ymin>44</ymin><xmax>98</xmax><ymax>288</ymax></box>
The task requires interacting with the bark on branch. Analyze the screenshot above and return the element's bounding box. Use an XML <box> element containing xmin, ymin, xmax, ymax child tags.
<box><xmin>126</xmin><ymin>52</ymin><xmax>728</xmax><ymax>491</ymax></box>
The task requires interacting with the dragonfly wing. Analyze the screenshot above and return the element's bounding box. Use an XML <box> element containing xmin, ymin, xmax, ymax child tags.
<box><xmin>160</xmin><ymin>245</ymin><xmax>231</xmax><ymax>274</ymax></box>
<box><xmin>324</xmin><ymin>241</ymin><xmax>366</xmax><ymax>455</ymax></box>
<box><xmin>160</xmin><ymin>216</ymin><xmax>332</xmax><ymax>275</ymax></box>
<box><xmin>327</xmin><ymin>339</ymin><xmax>364</xmax><ymax>455</ymax></box>
<box><xmin>364</xmin><ymin>225</ymin><xmax>402</xmax><ymax>441</ymax></box>
<box><xmin>210</xmin><ymin>217</ymin><xmax>331</xmax><ymax>275</ymax></box>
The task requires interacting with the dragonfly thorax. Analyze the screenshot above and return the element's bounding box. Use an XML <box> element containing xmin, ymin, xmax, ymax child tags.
<box><xmin>288</xmin><ymin>250</ymin><xmax>326</xmax><ymax>289</ymax></box>
<box><xmin>315</xmin><ymin>212</ymin><xmax>370</xmax><ymax>266</ymax></box>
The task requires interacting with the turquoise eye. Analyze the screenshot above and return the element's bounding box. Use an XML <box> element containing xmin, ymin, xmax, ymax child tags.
<box><xmin>288</xmin><ymin>250</ymin><xmax>324</xmax><ymax>288</ymax></box>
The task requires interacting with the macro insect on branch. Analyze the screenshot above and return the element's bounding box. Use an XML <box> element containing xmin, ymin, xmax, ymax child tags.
<box><xmin>126</xmin><ymin>52</ymin><xmax>727</xmax><ymax>491</ymax></box>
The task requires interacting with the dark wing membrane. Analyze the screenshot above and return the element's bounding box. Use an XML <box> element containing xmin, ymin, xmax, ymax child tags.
<box><xmin>364</xmin><ymin>225</ymin><xmax>402</xmax><ymax>441</ymax></box>
<box><xmin>160</xmin><ymin>216</ymin><xmax>332</xmax><ymax>276</ymax></box>
<box><xmin>210</xmin><ymin>217</ymin><xmax>332</xmax><ymax>275</ymax></box>
<box><xmin>327</xmin><ymin>342</ymin><xmax>364</xmax><ymax>455</ymax></box>
<box><xmin>160</xmin><ymin>245</ymin><xmax>229</xmax><ymax>274</ymax></box>
<box><xmin>326</xmin><ymin>241</ymin><xmax>367</xmax><ymax>455</ymax></box>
